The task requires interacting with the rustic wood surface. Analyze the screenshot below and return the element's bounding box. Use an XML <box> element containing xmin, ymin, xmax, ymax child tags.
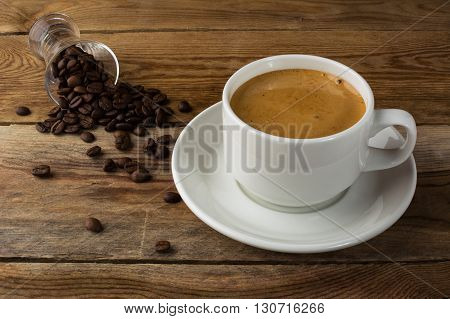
<box><xmin>0</xmin><ymin>0</ymin><xmax>449</xmax><ymax>298</ymax></box>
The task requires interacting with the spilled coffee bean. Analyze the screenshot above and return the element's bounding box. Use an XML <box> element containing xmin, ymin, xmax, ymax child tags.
<box><xmin>130</xmin><ymin>168</ymin><xmax>152</xmax><ymax>183</ymax></box>
<box><xmin>178</xmin><ymin>100</ymin><xmax>192</xmax><ymax>113</ymax></box>
<box><xmin>154</xmin><ymin>144</ymin><xmax>170</xmax><ymax>160</ymax></box>
<box><xmin>16</xmin><ymin>106</ymin><xmax>31</xmax><ymax>116</ymax></box>
<box><xmin>155</xmin><ymin>240</ymin><xmax>171</xmax><ymax>253</ymax></box>
<box><xmin>124</xmin><ymin>160</ymin><xmax>140</xmax><ymax>174</ymax></box>
<box><xmin>80</xmin><ymin>131</ymin><xmax>95</xmax><ymax>143</ymax></box>
<box><xmin>163</xmin><ymin>191</ymin><xmax>182</xmax><ymax>204</ymax></box>
<box><xmin>35</xmin><ymin>122</ymin><xmax>48</xmax><ymax>133</ymax></box>
<box><xmin>114</xmin><ymin>157</ymin><xmax>132</xmax><ymax>169</ymax></box>
<box><xmin>32</xmin><ymin>165</ymin><xmax>51</xmax><ymax>178</ymax></box>
<box><xmin>86</xmin><ymin>145</ymin><xmax>102</xmax><ymax>157</ymax></box>
<box><xmin>103</xmin><ymin>158</ymin><xmax>117</xmax><ymax>172</ymax></box>
<box><xmin>114</xmin><ymin>130</ymin><xmax>132</xmax><ymax>151</ymax></box>
<box><xmin>156</xmin><ymin>134</ymin><xmax>172</xmax><ymax>145</ymax></box>
<box><xmin>85</xmin><ymin>217</ymin><xmax>103</xmax><ymax>233</ymax></box>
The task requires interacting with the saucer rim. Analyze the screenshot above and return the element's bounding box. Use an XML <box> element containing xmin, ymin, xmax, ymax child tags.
<box><xmin>172</xmin><ymin>102</ymin><xmax>417</xmax><ymax>253</ymax></box>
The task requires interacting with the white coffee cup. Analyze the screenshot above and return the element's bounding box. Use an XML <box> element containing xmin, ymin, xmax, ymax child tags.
<box><xmin>222</xmin><ymin>55</ymin><xmax>416</xmax><ymax>209</ymax></box>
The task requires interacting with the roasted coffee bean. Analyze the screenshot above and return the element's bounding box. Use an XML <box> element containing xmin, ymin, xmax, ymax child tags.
<box><xmin>115</xmin><ymin>122</ymin><xmax>134</xmax><ymax>131</ymax></box>
<box><xmin>73</xmin><ymin>85</ymin><xmax>87</xmax><ymax>94</ymax></box>
<box><xmin>115</xmin><ymin>113</ymin><xmax>125</xmax><ymax>122</ymax></box>
<box><xmin>86</xmin><ymin>145</ymin><xmax>102</xmax><ymax>157</ymax></box>
<box><xmin>154</xmin><ymin>144</ymin><xmax>169</xmax><ymax>160</ymax></box>
<box><xmin>67</xmin><ymin>91</ymin><xmax>77</xmax><ymax>102</ymax></box>
<box><xmin>153</xmin><ymin>93</ymin><xmax>168</xmax><ymax>105</ymax></box>
<box><xmin>64</xmin><ymin>124</ymin><xmax>81</xmax><ymax>134</ymax></box>
<box><xmin>67</xmin><ymin>74</ymin><xmax>82</xmax><ymax>87</ymax></box>
<box><xmin>43</xmin><ymin>118</ymin><xmax>58</xmax><ymax>128</ymax></box>
<box><xmin>57</xmin><ymin>58</ymin><xmax>67</xmax><ymax>69</ymax></box>
<box><xmin>87</xmin><ymin>81</ymin><xmax>103</xmax><ymax>93</ymax></box>
<box><xmin>86</xmin><ymin>70</ymin><xmax>101</xmax><ymax>81</ymax></box>
<box><xmin>178</xmin><ymin>100</ymin><xmax>192</xmax><ymax>113</ymax></box>
<box><xmin>125</xmin><ymin>116</ymin><xmax>142</xmax><ymax>125</ymax></box>
<box><xmin>32</xmin><ymin>164</ymin><xmax>51</xmax><ymax>178</ymax></box>
<box><xmin>114</xmin><ymin>157</ymin><xmax>132</xmax><ymax>168</ymax></box>
<box><xmin>56</xmin><ymin>111</ymin><xmax>65</xmax><ymax>120</ymax></box>
<box><xmin>142</xmin><ymin>116</ymin><xmax>156</xmax><ymax>128</ymax></box>
<box><xmin>133</xmin><ymin>125</ymin><xmax>146</xmax><ymax>136</ymax></box>
<box><xmin>163</xmin><ymin>191</ymin><xmax>182</xmax><ymax>204</ymax></box>
<box><xmin>99</xmin><ymin>96</ymin><xmax>112</xmax><ymax>111</ymax></box>
<box><xmin>57</xmin><ymin>87</ymin><xmax>72</xmax><ymax>96</ymax></box>
<box><xmin>35</xmin><ymin>122</ymin><xmax>48</xmax><ymax>133</ymax></box>
<box><xmin>103</xmin><ymin>158</ymin><xmax>117</xmax><ymax>172</ymax></box>
<box><xmin>78</xmin><ymin>105</ymin><xmax>91</xmax><ymax>115</ymax></box>
<box><xmin>155</xmin><ymin>108</ymin><xmax>165</xmax><ymax>128</ymax></box>
<box><xmin>81</xmin><ymin>93</ymin><xmax>94</xmax><ymax>103</ymax></box>
<box><xmin>124</xmin><ymin>161</ymin><xmax>140</xmax><ymax>174</ymax></box>
<box><xmin>51</xmin><ymin>120</ymin><xmax>65</xmax><ymax>135</ymax></box>
<box><xmin>85</xmin><ymin>217</ymin><xmax>103</xmax><ymax>233</ymax></box>
<box><xmin>114</xmin><ymin>130</ymin><xmax>132</xmax><ymax>150</ymax></box>
<box><xmin>156</xmin><ymin>134</ymin><xmax>172</xmax><ymax>145</ymax></box>
<box><xmin>79</xmin><ymin>115</ymin><xmax>95</xmax><ymax>129</ymax></box>
<box><xmin>144</xmin><ymin>138</ymin><xmax>157</xmax><ymax>154</ymax></box>
<box><xmin>65</xmin><ymin>46</ymin><xmax>83</xmax><ymax>56</ymax></box>
<box><xmin>15</xmin><ymin>106</ymin><xmax>31</xmax><ymax>116</ymax></box>
<box><xmin>98</xmin><ymin>117</ymin><xmax>111</xmax><ymax>126</ymax></box>
<box><xmin>130</xmin><ymin>168</ymin><xmax>152</xmax><ymax>183</ymax></box>
<box><xmin>59</xmin><ymin>97</ymin><xmax>69</xmax><ymax>109</ymax></box>
<box><xmin>69</xmin><ymin>95</ymin><xmax>83</xmax><ymax>109</ymax></box>
<box><xmin>80</xmin><ymin>131</ymin><xmax>95</xmax><ymax>143</ymax></box>
<box><xmin>58</xmin><ymin>68</ymin><xmax>67</xmax><ymax>77</ymax></box>
<box><xmin>91</xmin><ymin>108</ymin><xmax>104</xmax><ymax>119</ymax></box>
<box><xmin>63</xmin><ymin>113</ymin><xmax>79</xmax><ymax>124</ymax></box>
<box><xmin>66</xmin><ymin>59</ymin><xmax>77</xmax><ymax>69</ymax></box>
<box><xmin>105</xmin><ymin>119</ymin><xmax>118</xmax><ymax>132</ymax></box>
<box><xmin>155</xmin><ymin>240</ymin><xmax>171</xmax><ymax>253</ymax></box>
<box><xmin>47</xmin><ymin>106</ymin><xmax>60</xmax><ymax>117</ymax></box>
<box><xmin>105</xmin><ymin>109</ymin><xmax>119</xmax><ymax>118</ymax></box>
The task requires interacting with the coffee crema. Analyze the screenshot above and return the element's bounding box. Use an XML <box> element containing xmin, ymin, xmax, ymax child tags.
<box><xmin>230</xmin><ymin>69</ymin><xmax>366</xmax><ymax>138</ymax></box>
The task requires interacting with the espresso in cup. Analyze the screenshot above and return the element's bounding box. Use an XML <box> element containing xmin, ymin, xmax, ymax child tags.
<box><xmin>230</xmin><ymin>69</ymin><xmax>365</xmax><ymax>138</ymax></box>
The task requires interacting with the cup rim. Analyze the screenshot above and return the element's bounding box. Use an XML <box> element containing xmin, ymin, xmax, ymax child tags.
<box><xmin>222</xmin><ymin>54</ymin><xmax>374</xmax><ymax>143</ymax></box>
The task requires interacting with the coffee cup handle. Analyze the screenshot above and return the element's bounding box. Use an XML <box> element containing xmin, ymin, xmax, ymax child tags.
<box><xmin>363</xmin><ymin>109</ymin><xmax>417</xmax><ymax>172</ymax></box>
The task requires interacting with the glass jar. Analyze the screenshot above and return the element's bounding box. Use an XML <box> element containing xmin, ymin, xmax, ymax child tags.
<box><xmin>28</xmin><ymin>13</ymin><xmax>119</xmax><ymax>105</ymax></box>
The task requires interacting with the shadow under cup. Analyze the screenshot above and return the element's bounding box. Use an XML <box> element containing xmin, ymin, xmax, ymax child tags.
<box><xmin>221</xmin><ymin>55</ymin><xmax>375</xmax><ymax>211</ymax></box>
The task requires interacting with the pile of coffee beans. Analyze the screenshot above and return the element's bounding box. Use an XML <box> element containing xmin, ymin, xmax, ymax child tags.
<box><xmin>35</xmin><ymin>44</ymin><xmax>180</xmax><ymax>136</ymax></box>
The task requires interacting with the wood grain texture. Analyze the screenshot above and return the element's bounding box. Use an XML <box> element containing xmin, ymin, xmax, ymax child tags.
<box><xmin>1</xmin><ymin>0</ymin><xmax>449</xmax><ymax>33</ymax></box>
<box><xmin>0</xmin><ymin>125</ymin><xmax>448</xmax><ymax>262</ymax></box>
<box><xmin>0</xmin><ymin>262</ymin><xmax>448</xmax><ymax>298</ymax></box>
<box><xmin>0</xmin><ymin>31</ymin><xmax>449</xmax><ymax>124</ymax></box>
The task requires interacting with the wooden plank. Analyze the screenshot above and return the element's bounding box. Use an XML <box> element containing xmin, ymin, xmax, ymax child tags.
<box><xmin>1</xmin><ymin>0</ymin><xmax>449</xmax><ymax>33</ymax></box>
<box><xmin>0</xmin><ymin>125</ymin><xmax>448</xmax><ymax>262</ymax></box>
<box><xmin>0</xmin><ymin>31</ymin><xmax>449</xmax><ymax>125</ymax></box>
<box><xmin>0</xmin><ymin>262</ymin><xmax>447</xmax><ymax>298</ymax></box>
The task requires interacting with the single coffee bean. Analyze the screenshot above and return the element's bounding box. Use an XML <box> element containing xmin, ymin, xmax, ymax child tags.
<box><xmin>125</xmin><ymin>116</ymin><xmax>142</xmax><ymax>124</ymax></box>
<box><xmin>144</xmin><ymin>138</ymin><xmax>157</xmax><ymax>154</ymax></box>
<box><xmin>155</xmin><ymin>240</ymin><xmax>171</xmax><ymax>253</ymax></box>
<box><xmin>178</xmin><ymin>100</ymin><xmax>192</xmax><ymax>113</ymax></box>
<box><xmin>91</xmin><ymin>108</ymin><xmax>104</xmax><ymax>119</ymax></box>
<box><xmin>155</xmin><ymin>108</ymin><xmax>165</xmax><ymax>128</ymax></box>
<box><xmin>124</xmin><ymin>161</ymin><xmax>140</xmax><ymax>174</ymax></box>
<box><xmin>63</xmin><ymin>113</ymin><xmax>79</xmax><ymax>124</ymax></box>
<box><xmin>64</xmin><ymin>124</ymin><xmax>81</xmax><ymax>134</ymax></box>
<box><xmin>164</xmin><ymin>191</ymin><xmax>182</xmax><ymax>204</ymax></box>
<box><xmin>81</xmin><ymin>93</ymin><xmax>94</xmax><ymax>103</ymax></box>
<box><xmin>114</xmin><ymin>157</ymin><xmax>132</xmax><ymax>168</ymax></box>
<box><xmin>69</xmin><ymin>95</ymin><xmax>83</xmax><ymax>109</ymax></box>
<box><xmin>47</xmin><ymin>106</ymin><xmax>60</xmax><ymax>117</ymax></box>
<box><xmin>43</xmin><ymin>118</ymin><xmax>58</xmax><ymax>128</ymax></box>
<box><xmin>85</xmin><ymin>217</ymin><xmax>103</xmax><ymax>233</ymax></box>
<box><xmin>57</xmin><ymin>87</ymin><xmax>72</xmax><ymax>96</ymax></box>
<box><xmin>99</xmin><ymin>96</ymin><xmax>112</xmax><ymax>111</ymax></box>
<box><xmin>59</xmin><ymin>97</ymin><xmax>69</xmax><ymax>109</ymax></box>
<box><xmin>87</xmin><ymin>81</ymin><xmax>103</xmax><ymax>93</ymax></box>
<box><xmin>115</xmin><ymin>122</ymin><xmax>134</xmax><ymax>131</ymax></box>
<box><xmin>51</xmin><ymin>120</ymin><xmax>65</xmax><ymax>135</ymax></box>
<box><xmin>133</xmin><ymin>126</ymin><xmax>146</xmax><ymax>136</ymax></box>
<box><xmin>15</xmin><ymin>106</ymin><xmax>31</xmax><ymax>116</ymax></box>
<box><xmin>105</xmin><ymin>109</ymin><xmax>119</xmax><ymax>118</ymax></box>
<box><xmin>114</xmin><ymin>131</ymin><xmax>132</xmax><ymax>151</ymax></box>
<box><xmin>86</xmin><ymin>145</ymin><xmax>102</xmax><ymax>157</ymax></box>
<box><xmin>66</xmin><ymin>59</ymin><xmax>77</xmax><ymax>70</ymax></box>
<box><xmin>153</xmin><ymin>93</ymin><xmax>168</xmax><ymax>105</ymax></box>
<box><xmin>105</xmin><ymin>119</ymin><xmax>118</xmax><ymax>132</ymax></box>
<box><xmin>98</xmin><ymin>117</ymin><xmax>111</xmax><ymax>126</ymax></box>
<box><xmin>156</xmin><ymin>134</ymin><xmax>172</xmax><ymax>145</ymax></box>
<box><xmin>67</xmin><ymin>74</ymin><xmax>82</xmax><ymax>87</ymax></box>
<box><xmin>35</xmin><ymin>122</ymin><xmax>48</xmax><ymax>133</ymax></box>
<box><xmin>73</xmin><ymin>85</ymin><xmax>87</xmax><ymax>94</ymax></box>
<box><xmin>103</xmin><ymin>158</ymin><xmax>117</xmax><ymax>172</ymax></box>
<box><xmin>32</xmin><ymin>164</ymin><xmax>51</xmax><ymax>178</ymax></box>
<box><xmin>130</xmin><ymin>168</ymin><xmax>152</xmax><ymax>183</ymax></box>
<box><xmin>154</xmin><ymin>144</ymin><xmax>170</xmax><ymax>160</ymax></box>
<box><xmin>142</xmin><ymin>116</ymin><xmax>156</xmax><ymax>128</ymax></box>
<box><xmin>57</xmin><ymin>58</ymin><xmax>67</xmax><ymax>69</ymax></box>
<box><xmin>80</xmin><ymin>131</ymin><xmax>95</xmax><ymax>143</ymax></box>
<box><xmin>79</xmin><ymin>115</ymin><xmax>95</xmax><ymax>129</ymax></box>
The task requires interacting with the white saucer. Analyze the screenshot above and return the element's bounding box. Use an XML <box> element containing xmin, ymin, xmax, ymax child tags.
<box><xmin>172</xmin><ymin>102</ymin><xmax>417</xmax><ymax>253</ymax></box>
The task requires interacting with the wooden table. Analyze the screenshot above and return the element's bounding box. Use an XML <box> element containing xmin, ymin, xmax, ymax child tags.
<box><xmin>0</xmin><ymin>0</ymin><xmax>449</xmax><ymax>298</ymax></box>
